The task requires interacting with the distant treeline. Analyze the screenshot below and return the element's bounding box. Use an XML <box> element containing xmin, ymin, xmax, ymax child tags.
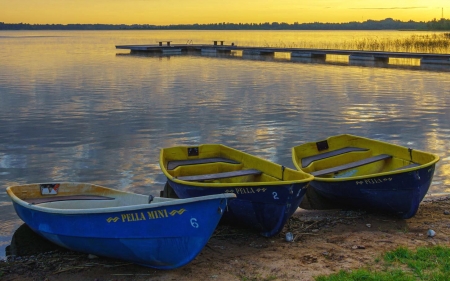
<box><xmin>1</xmin><ymin>18</ymin><xmax>450</xmax><ymax>31</ymax></box>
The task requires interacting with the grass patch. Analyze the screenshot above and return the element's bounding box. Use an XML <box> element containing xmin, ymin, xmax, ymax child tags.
<box><xmin>315</xmin><ymin>245</ymin><xmax>450</xmax><ymax>281</ymax></box>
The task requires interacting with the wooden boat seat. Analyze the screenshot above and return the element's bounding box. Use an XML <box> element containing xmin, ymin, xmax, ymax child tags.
<box><xmin>167</xmin><ymin>157</ymin><xmax>240</xmax><ymax>170</ymax></box>
<box><xmin>177</xmin><ymin>169</ymin><xmax>262</xmax><ymax>182</ymax></box>
<box><xmin>24</xmin><ymin>195</ymin><xmax>115</xmax><ymax>205</ymax></box>
<box><xmin>393</xmin><ymin>163</ymin><xmax>420</xmax><ymax>171</ymax></box>
<box><xmin>311</xmin><ymin>154</ymin><xmax>392</xmax><ymax>176</ymax></box>
<box><xmin>301</xmin><ymin>147</ymin><xmax>368</xmax><ymax>168</ymax></box>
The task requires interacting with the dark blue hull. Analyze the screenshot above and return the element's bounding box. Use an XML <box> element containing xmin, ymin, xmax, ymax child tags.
<box><xmin>168</xmin><ymin>180</ymin><xmax>308</xmax><ymax>237</ymax></box>
<box><xmin>11</xmin><ymin>195</ymin><xmax>231</xmax><ymax>269</ymax></box>
<box><xmin>311</xmin><ymin>164</ymin><xmax>436</xmax><ymax>218</ymax></box>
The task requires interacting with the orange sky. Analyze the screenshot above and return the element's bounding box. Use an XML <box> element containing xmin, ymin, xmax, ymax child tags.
<box><xmin>1</xmin><ymin>0</ymin><xmax>449</xmax><ymax>25</ymax></box>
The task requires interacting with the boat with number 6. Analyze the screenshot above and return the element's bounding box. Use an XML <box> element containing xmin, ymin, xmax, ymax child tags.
<box><xmin>291</xmin><ymin>134</ymin><xmax>439</xmax><ymax>218</ymax></box>
<box><xmin>159</xmin><ymin>144</ymin><xmax>314</xmax><ymax>237</ymax></box>
<box><xmin>6</xmin><ymin>182</ymin><xmax>235</xmax><ymax>269</ymax></box>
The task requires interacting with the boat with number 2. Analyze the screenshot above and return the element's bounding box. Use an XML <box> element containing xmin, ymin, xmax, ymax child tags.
<box><xmin>291</xmin><ymin>134</ymin><xmax>439</xmax><ymax>218</ymax></box>
<box><xmin>6</xmin><ymin>182</ymin><xmax>235</xmax><ymax>269</ymax></box>
<box><xmin>159</xmin><ymin>144</ymin><xmax>314</xmax><ymax>237</ymax></box>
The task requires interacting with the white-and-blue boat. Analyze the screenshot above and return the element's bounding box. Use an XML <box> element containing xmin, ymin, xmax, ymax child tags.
<box><xmin>6</xmin><ymin>182</ymin><xmax>235</xmax><ymax>269</ymax></box>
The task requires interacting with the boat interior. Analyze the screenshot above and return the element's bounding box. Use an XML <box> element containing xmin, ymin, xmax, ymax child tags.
<box><xmin>161</xmin><ymin>145</ymin><xmax>313</xmax><ymax>184</ymax></box>
<box><xmin>7</xmin><ymin>183</ymin><xmax>174</xmax><ymax>210</ymax></box>
<box><xmin>292</xmin><ymin>135</ymin><xmax>438</xmax><ymax>179</ymax></box>
<box><xmin>166</xmin><ymin>157</ymin><xmax>280</xmax><ymax>183</ymax></box>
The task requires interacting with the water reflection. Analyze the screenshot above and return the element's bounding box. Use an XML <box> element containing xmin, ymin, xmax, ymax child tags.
<box><xmin>1</xmin><ymin>30</ymin><xmax>450</xmax><ymax>259</ymax></box>
<box><xmin>6</xmin><ymin>224</ymin><xmax>64</xmax><ymax>258</ymax></box>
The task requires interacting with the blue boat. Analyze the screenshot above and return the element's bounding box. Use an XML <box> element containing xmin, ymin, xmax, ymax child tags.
<box><xmin>6</xmin><ymin>182</ymin><xmax>235</xmax><ymax>269</ymax></box>
<box><xmin>159</xmin><ymin>144</ymin><xmax>314</xmax><ymax>237</ymax></box>
<box><xmin>292</xmin><ymin>134</ymin><xmax>440</xmax><ymax>218</ymax></box>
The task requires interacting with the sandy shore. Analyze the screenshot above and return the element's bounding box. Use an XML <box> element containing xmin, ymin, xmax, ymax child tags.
<box><xmin>1</xmin><ymin>195</ymin><xmax>450</xmax><ymax>281</ymax></box>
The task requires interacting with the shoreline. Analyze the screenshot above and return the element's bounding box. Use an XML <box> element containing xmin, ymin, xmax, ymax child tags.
<box><xmin>2</xmin><ymin>194</ymin><xmax>450</xmax><ymax>281</ymax></box>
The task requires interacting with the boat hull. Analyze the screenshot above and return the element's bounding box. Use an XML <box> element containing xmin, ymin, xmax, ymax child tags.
<box><xmin>159</xmin><ymin>144</ymin><xmax>313</xmax><ymax>237</ymax></box>
<box><xmin>7</xmin><ymin>183</ymin><xmax>233</xmax><ymax>269</ymax></box>
<box><xmin>309</xmin><ymin>164</ymin><xmax>435</xmax><ymax>218</ymax></box>
<box><xmin>168</xmin><ymin>180</ymin><xmax>308</xmax><ymax>237</ymax></box>
<box><xmin>292</xmin><ymin>134</ymin><xmax>440</xmax><ymax>218</ymax></box>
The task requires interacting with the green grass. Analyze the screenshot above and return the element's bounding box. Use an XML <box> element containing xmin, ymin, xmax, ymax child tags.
<box><xmin>315</xmin><ymin>246</ymin><xmax>450</xmax><ymax>281</ymax></box>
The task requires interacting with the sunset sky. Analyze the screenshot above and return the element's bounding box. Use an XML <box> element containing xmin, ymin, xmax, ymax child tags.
<box><xmin>1</xmin><ymin>0</ymin><xmax>449</xmax><ymax>25</ymax></box>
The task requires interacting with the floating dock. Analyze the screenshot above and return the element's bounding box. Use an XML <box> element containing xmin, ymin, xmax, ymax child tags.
<box><xmin>116</xmin><ymin>41</ymin><xmax>450</xmax><ymax>70</ymax></box>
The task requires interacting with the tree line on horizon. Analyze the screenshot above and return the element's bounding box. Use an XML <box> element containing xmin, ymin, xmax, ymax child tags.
<box><xmin>1</xmin><ymin>18</ymin><xmax>450</xmax><ymax>31</ymax></box>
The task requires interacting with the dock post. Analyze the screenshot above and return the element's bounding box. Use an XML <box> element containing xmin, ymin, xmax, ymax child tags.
<box><xmin>291</xmin><ymin>52</ymin><xmax>326</xmax><ymax>63</ymax></box>
<box><xmin>243</xmin><ymin>50</ymin><xmax>262</xmax><ymax>56</ymax></box>
<box><xmin>201</xmin><ymin>48</ymin><xmax>217</xmax><ymax>55</ymax></box>
<box><xmin>291</xmin><ymin>52</ymin><xmax>314</xmax><ymax>58</ymax></box>
<box><xmin>420</xmin><ymin>57</ymin><xmax>450</xmax><ymax>70</ymax></box>
<box><xmin>349</xmin><ymin>54</ymin><xmax>376</xmax><ymax>61</ymax></box>
<box><xmin>213</xmin><ymin>41</ymin><xmax>217</xmax><ymax>46</ymax></box>
<box><xmin>374</xmin><ymin>56</ymin><xmax>389</xmax><ymax>63</ymax></box>
<box><xmin>162</xmin><ymin>48</ymin><xmax>182</xmax><ymax>55</ymax></box>
<box><xmin>349</xmin><ymin>54</ymin><xmax>389</xmax><ymax>67</ymax></box>
<box><xmin>159</xmin><ymin>42</ymin><xmax>162</xmax><ymax>46</ymax></box>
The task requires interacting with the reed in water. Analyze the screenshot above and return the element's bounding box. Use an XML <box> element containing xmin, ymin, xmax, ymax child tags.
<box><xmin>354</xmin><ymin>33</ymin><xmax>450</xmax><ymax>53</ymax></box>
<box><xmin>265</xmin><ymin>33</ymin><xmax>450</xmax><ymax>54</ymax></box>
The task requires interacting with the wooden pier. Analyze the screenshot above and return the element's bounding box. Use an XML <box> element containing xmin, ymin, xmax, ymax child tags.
<box><xmin>116</xmin><ymin>41</ymin><xmax>450</xmax><ymax>70</ymax></box>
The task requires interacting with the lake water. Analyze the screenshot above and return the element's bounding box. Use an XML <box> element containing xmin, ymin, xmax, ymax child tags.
<box><xmin>1</xmin><ymin>30</ymin><xmax>450</xmax><ymax>259</ymax></box>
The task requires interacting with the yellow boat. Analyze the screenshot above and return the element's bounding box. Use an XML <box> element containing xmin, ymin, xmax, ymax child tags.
<box><xmin>159</xmin><ymin>144</ymin><xmax>314</xmax><ymax>237</ymax></box>
<box><xmin>292</xmin><ymin>134</ymin><xmax>439</xmax><ymax>218</ymax></box>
